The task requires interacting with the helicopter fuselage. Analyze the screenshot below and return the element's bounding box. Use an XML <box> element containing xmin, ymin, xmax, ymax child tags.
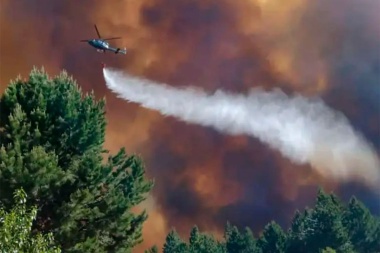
<box><xmin>88</xmin><ymin>39</ymin><xmax>109</xmax><ymax>50</ymax></box>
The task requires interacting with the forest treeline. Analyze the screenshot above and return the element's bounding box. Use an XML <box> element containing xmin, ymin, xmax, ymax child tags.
<box><xmin>0</xmin><ymin>68</ymin><xmax>379</xmax><ymax>253</ymax></box>
<box><xmin>148</xmin><ymin>188</ymin><xmax>380</xmax><ymax>253</ymax></box>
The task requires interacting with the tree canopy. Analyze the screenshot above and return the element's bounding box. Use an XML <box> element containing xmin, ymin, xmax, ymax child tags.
<box><xmin>0</xmin><ymin>67</ymin><xmax>154</xmax><ymax>252</ymax></box>
<box><xmin>153</xmin><ymin>189</ymin><xmax>380</xmax><ymax>253</ymax></box>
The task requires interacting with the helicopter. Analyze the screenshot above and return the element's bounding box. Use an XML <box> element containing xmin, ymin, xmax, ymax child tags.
<box><xmin>80</xmin><ymin>25</ymin><xmax>127</xmax><ymax>54</ymax></box>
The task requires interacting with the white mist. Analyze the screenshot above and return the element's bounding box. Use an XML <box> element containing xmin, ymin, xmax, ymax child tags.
<box><xmin>103</xmin><ymin>68</ymin><xmax>380</xmax><ymax>189</ymax></box>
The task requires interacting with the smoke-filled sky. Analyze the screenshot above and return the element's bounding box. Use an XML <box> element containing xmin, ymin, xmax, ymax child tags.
<box><xmin>1</xmin><ymin>0</ymin><xmax>379</xmax><ymax>251</ymax></box>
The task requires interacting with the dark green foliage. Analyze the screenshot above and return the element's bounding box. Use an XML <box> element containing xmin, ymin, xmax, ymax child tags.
<box><xmin>0</xmin><ymin>67</ymin><xmax>154</xmax><ymax>252</ymax></box>
<box><xmin>188</xmin><ymin>225</ymin><xmax>226</xmax><ymax>253</ymax></box>
<box><xmin>145</xmin><ymin>245</ymin><xmax>159</xmax><ymax>253</ymax></box>
<box><xmin>225</xmin><ymin>222</ymin><xmax>259</xmax><ymax>253</ymax></box>
<box><xmin>287</xmin><ymin>189</ymin><xmax>354</xmax><ymax>253</ymax></box>
<box><xmin>258</xmin><ymin>221</ymin><xmax>287</xmax><ymax>253</ymax></box>
<box><xmin>162</xmin><ymin>226</ymin><xmax>226</xmax><ymax>253</ymax></box>
<box><xmin>287</xmin><ymin>209</ymin><xmax>312</xmax><ymax>253</ymax></box>
<box><xmin>343</xmin><ymin>197</ymin><xmax>380</xmax><ymax>253</ymax></box>
<box><xmin>189</xmin><ymin>226</ymin><xmax>200</xmax><ymax>246</ymax></box>
<box><xmin>309</xmin><ymin>189</ymin><xmax>353</xmax><ymax>253</ymax></box>
<box><xmin>163</xmin><ymin>230</ymin><xmax>188</xmax><ymax>253</ymax></box>
<box><xmin>153</xmin><ymin>189</ymin><xmax>379</xmax><ymax>253</ymax></box>
<box><xmin>0</xmin><ymin>67</ymin><xmax>106</xmax><ymax>168</ymax></box>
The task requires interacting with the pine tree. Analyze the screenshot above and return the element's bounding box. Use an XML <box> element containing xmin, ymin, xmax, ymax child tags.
<box><xmin>343</xmin><ymin>196</ymin><xmax>380</xmax><ymax>253</ymax></box>
<box><xmin>0</xmin><ymin>188</ymin><xmax>61</xmax><ymax>253</ymax></box>
<box><xmin>145</xmin><ymin>245</ymin><xmax>159</xmax><ymax>253</ymax></box>
<box><xmin>162</xmin><ymin>230</ymin><xmax>188</xmax><ymax>253</ymax></box>
<box><xmin>304</xmin><ymin>189</ymin><xmax>353</xmax><ymax>253</ymax></box>
<box><xmin>225</xmin><ymin>222</ymin><xmax>259</xmax><ymax>253</ymax></box>
<box><xmin>0</xmin><ymin>67</ymin><xmax>154</xmax><ymax>252</ymax></box>
<box><xmin>287</xmin><ymin>208</ymin><xmax>313</xmax><ymax>253</ymax></box>
<box><xmin>189</xmin><ymin>225</ymin><xmax>200</xmax><ymax>247</ymax></box>
<box><xmin>187</xmin><ymin>225</ymin><xmax>225</xmax><ymax>253</ymax></box>
<box><xmin>258</xmin><ymin>221</ymin><xmax>287</xmax><ymax>253</ymax></box>
<box><xmin>240</xmin><ymin>227</ymin><xmax>260</xmax><ymax>253</ymax></box>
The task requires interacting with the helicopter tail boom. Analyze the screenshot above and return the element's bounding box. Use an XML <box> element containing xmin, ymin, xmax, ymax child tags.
<box><xmin>115</xmin><ymin>47</ymin><xmax>127</xmax><ymax>54</ymax></box>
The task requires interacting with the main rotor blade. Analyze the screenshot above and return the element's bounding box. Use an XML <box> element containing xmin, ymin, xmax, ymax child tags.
<box><xmin>94</xmin><ymin>24</ymin><xmax>101</xmax><ymax>38</ymax></box>
<box><xmin>102</xmin><ymin>37</ymin><xmax>122</xmax><ymax>41</ymax></box>
<box><xmin>80</xmin><ymin>40</ymin><xmax>90</xmax><ymax>42</ymax></box>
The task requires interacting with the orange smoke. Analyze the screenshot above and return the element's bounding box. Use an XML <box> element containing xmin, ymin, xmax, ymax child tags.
<box><xmin>1</xmin><ymin>0</ymin><xmax>380</xmax><ymax>252</ymax></box>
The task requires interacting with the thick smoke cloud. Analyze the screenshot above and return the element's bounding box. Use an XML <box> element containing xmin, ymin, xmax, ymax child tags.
<box><xmin>1</xmin><ymin>0</ymin><xmax>380</xmax><ymax>251</ymax></box>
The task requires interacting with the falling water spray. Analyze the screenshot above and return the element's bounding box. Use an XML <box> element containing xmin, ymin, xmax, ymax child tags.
<box><xmin>103</xmin><ymin>68</ymin><xmax>380</xmax><ymax>189</ymax></box>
